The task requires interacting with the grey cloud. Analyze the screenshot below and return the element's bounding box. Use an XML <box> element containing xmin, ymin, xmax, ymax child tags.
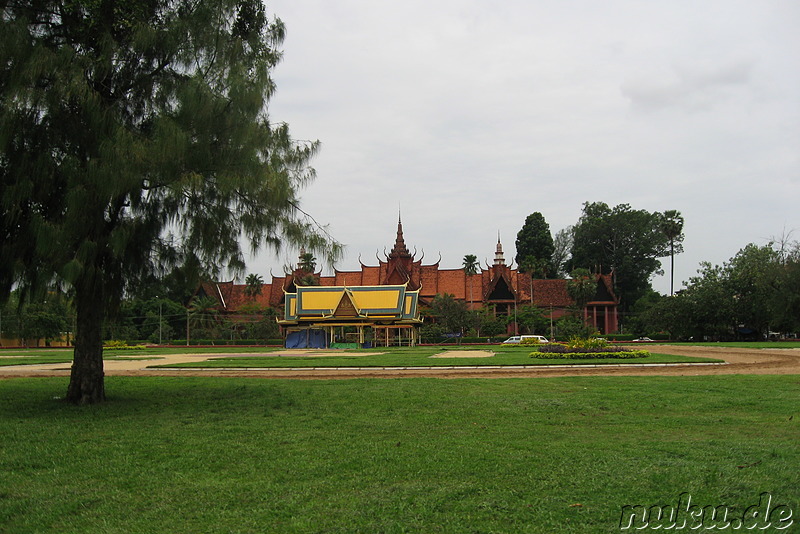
<box><xmin>621</xmin><ymin>60</ymin><xmax>754</xmax><ymax>111</ymax></box>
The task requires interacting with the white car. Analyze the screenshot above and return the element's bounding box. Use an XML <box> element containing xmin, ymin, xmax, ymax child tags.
<box><xmin>502</xmin><ymin>335</ymin><xmax>549</xmax><ymax>344</ymax></box>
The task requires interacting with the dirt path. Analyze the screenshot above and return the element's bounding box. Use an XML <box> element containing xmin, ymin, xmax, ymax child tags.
<box><xmin>2</xmin><ymin>345</ymin><xmax>800</xmax><ymax>380</ymax></box>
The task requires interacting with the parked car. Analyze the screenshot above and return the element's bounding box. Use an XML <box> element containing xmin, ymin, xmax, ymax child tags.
<box><xmin>632</xmin><ymin>337</ymin><xmax>654</xmax><ymax>342</ymax></box>
<box><xmin>502</xmin><ymin>335</ymin><xmax>549</xmax><ymax>344</ymax></box>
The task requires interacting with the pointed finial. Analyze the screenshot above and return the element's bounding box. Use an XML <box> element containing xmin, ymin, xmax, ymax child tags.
<box><xmin>494</xmin><ymin>233</ymin><xmax>506</xmax><ymax>266</ymax></box>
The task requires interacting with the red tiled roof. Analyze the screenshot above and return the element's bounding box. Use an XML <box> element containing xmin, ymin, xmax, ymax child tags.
<box><xmin>362</xmin><ymin>266</ymin><xmax>381</xmax><ymax>285</ymax></box>
<box><xmin>530</xmin><ymin>279</ymin><xmax>573</xmax><ymax>308</ymax></box>
<box><xmin>437</xmin><ymin>269</ymin><xmax>466</xmax><ymax>298</ymax></box>
<box><xmin>201</xmin><ymin>269</ymin><xmax>616</xmax><ymax>314</ymax></box>
<box><xmin>419</xmin><ymin>265</ymin><xmax>440</xmax><ymax>297</ymax></box>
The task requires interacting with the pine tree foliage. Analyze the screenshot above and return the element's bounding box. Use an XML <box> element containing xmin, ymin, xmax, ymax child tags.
<box><xmin>0</xmin><ymin>1</ymin><xmax>340</xmax><ymax>403</ymax></box>
<box><xmin>514</xmin><ymin>212</ymin><xmax>555</xmax><ymax>277</ymax></box>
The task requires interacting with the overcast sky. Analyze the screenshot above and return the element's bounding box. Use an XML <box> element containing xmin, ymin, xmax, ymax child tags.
<box><xmin>248</xmin><ymin>0</ymin><xmax>800</xmax><ymax>296</ymax></box>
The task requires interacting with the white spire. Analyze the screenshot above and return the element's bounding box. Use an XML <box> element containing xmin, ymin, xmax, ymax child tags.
<box><xmin>494</xmin><ymin>232</ymin><xmax>505</xmax><ymax>266</ymax></box>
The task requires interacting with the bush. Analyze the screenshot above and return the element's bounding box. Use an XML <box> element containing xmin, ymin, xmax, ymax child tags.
<box><xmin>530</xmin><ymin>349</ymin><xmax>649</xmax><ymax>359</ymax></box>
<box><xmin>566</xmin><ymin>337</ymin><xmax>609</xmax><ymax>350</ymax></box>
<box><xmin>103</xmin><ymin>340</ymin><xmax>146</xmax><ymax>350</ymax></box>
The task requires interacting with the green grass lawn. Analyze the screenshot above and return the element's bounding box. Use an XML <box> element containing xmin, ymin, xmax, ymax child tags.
<box><xmin>0</xmin><ymin>345</ymin><xmax>725</xmax><ymax>368</ymax></box>
<box><xmin>1</xmin><ymin>376</ymin><xmax>797</xmax><ymax>533</ymax></box>
<box><xmin>0</xmin><ymin>347</ymin><xmax>289</xmax><ymax>367</ymax></box>
<box><xmin>155</xmin><ymin>346</ymin><xmax>721</xmax><ymax>369</ymax></box>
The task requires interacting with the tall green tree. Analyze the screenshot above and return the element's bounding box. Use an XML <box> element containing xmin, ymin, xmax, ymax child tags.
<box><xmin>772</xmin><ymin>239</ymin><xmax>800</xmax><ymax>333</ymax></box>
<box><xmin>659</xmin><ymin>210</ymin><xmax>685</xmax><ymax>295</ymax></box>
<box><xmin>515</xmin><ymin>213</ymin><xmax>555</xmax><ymax>277</ymax></box>
<box><xmin>569</xmin><ymin>202</ymin><xmax>671</xmax><ymax>313</ymax></box>
<box><xmin>724</xmin><ymin>244</ymin><xmax>781</xmax><ymax>337</ymax></box>
<box><xmin>551</xmin><ymin>226</ymin><xmax>573</xmax><ymax>278</ymax></box>
<box><xmin>0</xmin><ymin>1</ymin><xmax>340</xmax><ymax>403</ymax></box>
<box><xmin>462</xmin><ymin>254</ymin><xmax>479</xmax><ymax>309</ymax></box>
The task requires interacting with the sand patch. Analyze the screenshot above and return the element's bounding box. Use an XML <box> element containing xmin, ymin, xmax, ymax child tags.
<box><xmin>430</xmin><ymin>350</ymin><xmax>495</xmax><ymax>358</ymax></box>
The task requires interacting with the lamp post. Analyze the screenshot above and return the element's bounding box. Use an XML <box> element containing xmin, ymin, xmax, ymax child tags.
<box><xmin>513</xmin><ymin>296</ymin><xmax>518</xmax><ymax>336</ymax></box>
<box><xmin>157</xmin><ymin>298</ymin><xmax>162</xmax><ymax>345</ymax></box>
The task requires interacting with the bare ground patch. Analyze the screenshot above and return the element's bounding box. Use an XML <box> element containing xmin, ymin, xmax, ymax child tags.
<box><xmin>430</xmin><ymin>350</ymin><xmax>495</xmax><ymax>358</ymax></box>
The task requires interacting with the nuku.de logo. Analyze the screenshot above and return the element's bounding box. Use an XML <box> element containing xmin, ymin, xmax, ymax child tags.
<box><xmin>619</xmin><ymin>492</ymin><xmax>794</xmax><ymax>530</ymax></box>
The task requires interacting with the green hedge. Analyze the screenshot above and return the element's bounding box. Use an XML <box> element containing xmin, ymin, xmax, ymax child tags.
<box><xmin>462</xmin><ymin>337</ymin><xmax>507</xmax><ymax>344</ymax></box>
<box><xmin>120</xmin><ymin>339</ymin><xmax>285</xmax><ymax>346</ymax></box>
<box><xmin>184</xmin><ymin>339</ymin><xmax>284</xmax><ymax>346</ymax></box>
<box><xmin>530</xmin><ymin>350</ymin><xmax>650</xmax><ymax>359</ymax></box>
<box><xmin>603</xmin><ymin>334</ymin><xmax>635</xmax><ymax>341</ymax></box>
<box><xmin>103</xmin><ymin>341</ymin><xmax>146</xmax><ymax>350</ymax></box>
<box><xmin>419</xmin><ymin>336</ymin><xmax>507</xmax><ymax>345</ymax></box>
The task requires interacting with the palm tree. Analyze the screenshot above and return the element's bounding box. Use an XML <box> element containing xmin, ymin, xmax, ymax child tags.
<box><xmin>567</xmin><ymin>268</ymin><xmax>596</xmax><ymax>311</ymax></box>
<box><xmin>660</xmin><ymin>210</ymin><xmax>684</xmax><ymax>295</ymax></box>
<box><xmin>188</xmin><ymin>296</ymin><xmax>219</xmax><ymax>335</ymax></box>
<box><xmin>462</xmin><ymin>254</ymin><xmax>479</xmax><ymax>310</ymax></box>
<box><xmin>243</xmin><ymin>273</ymin><xmax>264</xmax><ymax>299</ymax></box>
<box><xmin>298</xmin><ymin>252</ymin><xmax>317</xmax><ymax>273</ymax></box>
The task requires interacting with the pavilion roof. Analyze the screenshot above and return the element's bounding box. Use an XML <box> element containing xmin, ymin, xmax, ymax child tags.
<box><xmin>281</xmin><ymin>285</ymin><xmax>421</xmax><ymax>324</ymax></box>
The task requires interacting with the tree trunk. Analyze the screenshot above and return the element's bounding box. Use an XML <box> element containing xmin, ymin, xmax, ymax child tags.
<box><xmin>66</xmin><ymin>275</ymin><xmax>106</xmax><ymax>404</ymax></box>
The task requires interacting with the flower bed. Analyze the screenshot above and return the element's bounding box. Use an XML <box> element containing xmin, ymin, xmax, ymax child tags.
<box><xmin>530</xmin><ymin>349</ymin><xmax>649</xmax><ymax>359</ymax></box>
<box><xmin>531</xmin><ymin>339</ymin><xmax>649</xmax><ymax>359</ymax></box>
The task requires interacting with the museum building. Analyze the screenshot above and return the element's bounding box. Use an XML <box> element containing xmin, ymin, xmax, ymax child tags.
<box><xmin>195</xmin><ymin>217</ymin><xmax>620</xmax><ymax>343</ymax></box>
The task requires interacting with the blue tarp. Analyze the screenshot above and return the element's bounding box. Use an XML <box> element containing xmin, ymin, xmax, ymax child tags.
<box><xmin>285</xmin><ymin>329</ymin><xmax>328</xmax><ymax>349</ymax></box>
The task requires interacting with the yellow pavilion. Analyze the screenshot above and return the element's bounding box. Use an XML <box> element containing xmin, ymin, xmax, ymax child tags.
<box><xmin>278</xmin><ymin>284</ymin><xmax>423</xmax><ymax>348</ymax></box>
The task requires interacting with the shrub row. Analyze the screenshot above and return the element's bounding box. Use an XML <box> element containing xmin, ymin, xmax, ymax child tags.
<box><xmin>110</xmin><ymin>339</ymin><xmax>284</xmax><ymax>346</ymax></box>
<box><xmin>463</xmin><ymin>336</ymin><xmax>510</xmax><ymax>344</ymax></box>
<box><xmin>103</xmin><ymin>340</ymin><xmax>146</xmax><ymax>350</ymax></box>
<box><xmin>538</xmin><ymin>341</ymin><xmax>631</xmax><ymax>353</ymax></box>
<box><xmin>172</xmin><ymin>339</ymin><xmax>285</xmax><ymax>346</ymax></box>
<box><xmin>530</xmin><ymin>350</ymin><xmax>650</xmax><ymax>359</ymax></box>
<box><xmin>420</xmin><ymin>336</ymin><xmax>507</xmax><ymax>345</ymax></box>
<box><xmin>588</xmin><ymin>333</ymin><xmax>672</xmax><ymax>342</ymax></box>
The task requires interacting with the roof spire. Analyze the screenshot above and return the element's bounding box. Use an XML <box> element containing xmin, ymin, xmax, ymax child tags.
<box><xmin>494</xmin><ymin>232</ymin><xmax>506</xmax><ymax>266</ymax></box>
<box><xmin>388</xmin><ymin>213</ymin><xmax>411</xmax><ymax>259</ymax></box>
